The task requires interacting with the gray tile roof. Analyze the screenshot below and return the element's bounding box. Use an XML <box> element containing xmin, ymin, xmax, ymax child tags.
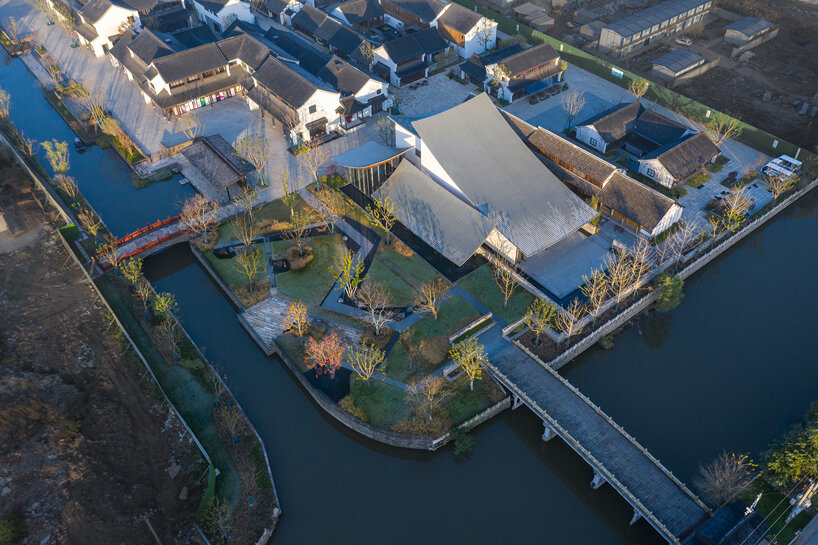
<box><xmin>80</xmin><ymin>0</ymin><xmax>113</xmax><ymax>23</ymax></box>
<box><xmin>652</xmin><ymin>48</ymin><xmax>704</xmax><ymax>74</ymax></box>
<box><xmin>632</xmin><ymin>108</ymin><xmax>688</xmax><ymax>146</ymax></box>
<box><xmin>317</xmin><ymin>56</ymin><xmax>371</xmax><ymax>96</ymax></box>
<box><xmin>585</xmin><ymin>101</ymin><xmax>643</xmax><ymax>143</ymax></box>
<box><xmin>412</xmin><ymin>93</ymin><xmax>597</xmax><ymax>257</ymax></box>
<box><xmin>152</xmin><ymin>42</ymin><xmax>227</xmax><ymax>82</ymax></box>
<box><xmin>496</xmin><ymin>43</ymin><xmax>559</xmax><ymax>78</ymax></box>
<box><xmin>436</xmin><ymin>2</ymin><xmax>483</xmax><ymax>34</ymax></box>
<box><xmin>171</xmin><ymin>24</ymin><xmax>219</xmax><ymax>48</ymax></box>
<box><xmin>292</xmin><ymin>4</ymin><xmax>369</xmax><ymax>61</ymax></box>
<box><xmin>725</xmin><ymin>16</ymin><xmax>772</xmax><ymax>38</ymax></box>
<box><xmin>77</xmin><ymin>21</ymin><xmax>99</xmax><ymax>40</ymax></box>
<box><xmin>129</xmin><ymin>28</ymin><xmax>178</xmax><ymax>64</ymax></box>
<box><xmin>182</xmin><ymin>139</ymin><xmax>245</xmax><ymax>189</ymax></box>
<box><xmin>604</xmin><ymin>0</ymin><xmax>710</xmax><ymax>38</ymax></box>
<box><xmin>381</xmin><ymin>27</ymin><xmax>447</xmax><ymax>65</ymax></box>
<box><xmin>385</xmin><ymin>0</ymin><xmax>446</xmax><ymax>23</ymax></box>
<box><xmin>336</xmin><ymin>0</ymin><xmax>385</xmax><ymax>26</ymax></box>
<box><xmin>374</xmin><ymin>159</ymin><xmax>495</xmax><ymax>265</ymax></box>
<box><xmin>458</xmin><ymin>43</ymin><xmax>523</xmax><ymax>81</ymax></box>
<box><xmin>218</xmin><ymin>33</ymin><xmax>272</xmax><ymax>70</ymax></box>
<box><xmin>203</xmin><ymin>134</ymin><xmax>256</xmax><ymax>174</ymax></box>
<box><xmin>194</xmin><ymin>0</ymin><xmax>231</xmax><ymax>15</ymax></box>
<box><xmin>252</xmin><ymin>56</ymin><xmax>318</xmax><ymax>108</ymax></box>
<box><xmin>650</xmin><ymin>132</ymin><xmax>720</xmax><ymax>180</ymax></box>
<box><xmin>599</xmin><ymin>172</ymin><xmax>676</xmax><ymax>231</ymax></box>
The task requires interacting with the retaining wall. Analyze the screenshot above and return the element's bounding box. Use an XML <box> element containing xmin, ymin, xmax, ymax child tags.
<box><xmin>190</xmin><ymin>242</ymin><xmax>246</xmax><ymax>311</ymax></box>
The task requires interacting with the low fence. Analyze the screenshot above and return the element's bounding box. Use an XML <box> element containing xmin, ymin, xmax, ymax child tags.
<box><xmin>449</xmin><ymin>312</ymin><xmax>494</xmax><ymax>343</ymax></box>
<box><xmin>115</xmin><ymin>214</ymin><xmax>182</xmax><ymax>245</ymax></box>
<box><xmin>449</xmin><ymin>0</ymin><xmax>810</xmax><ymax>160</ymax></box>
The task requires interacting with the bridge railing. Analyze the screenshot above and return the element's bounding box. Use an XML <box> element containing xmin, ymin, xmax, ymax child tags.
<box><xmin>115</xmin><ymin>214</ymin><xmax>182</xmax><ymax>246</ymax></box>
<box><xmin>485</xmin><ymin>360</ymin><xmax>682</xmax><ymax>545</ymax></box>
<box><xmin>509</xmin><ymin>337</ymin><xmax>709</xmax><ymax>512</ymax></box>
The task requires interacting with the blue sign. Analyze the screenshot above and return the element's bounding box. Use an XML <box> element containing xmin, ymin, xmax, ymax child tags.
<box><xmin>611</xmin><ymin>67</ymin><xmax>624</xmax><ymax>79</ymax></box>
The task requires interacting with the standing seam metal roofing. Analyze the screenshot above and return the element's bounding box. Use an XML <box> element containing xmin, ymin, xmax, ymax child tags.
<box><xmin>411</xmin><ymin>93</ymin><xmax>597</xmax><ymax>257</ymax></box>
<box><xmin>724</xmin><ymin>16</ymin><xmax>773</xmax><ymax>38</ymax></box>
<box><xmin>651</xmin><ymin>48</ymin><xmax>704</xmax><ymax>74</ymax></box>
<box><xmin>604</xmin><ymin>0</ymin><xmax>709</xmax><ymax>38</ymax></box>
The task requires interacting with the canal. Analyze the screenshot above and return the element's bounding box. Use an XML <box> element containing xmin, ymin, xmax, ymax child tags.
<box><xmin>4</xmin><ymin>46</ymin><xmax>818</xmax><ymax>545</ymax></box>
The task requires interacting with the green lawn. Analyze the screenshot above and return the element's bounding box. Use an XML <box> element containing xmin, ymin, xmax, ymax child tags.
<box><xmin>276</xmin><ymin>332</ymin><xmax>311</xmax><ymax>372</ymax></box>
<box><xmin>377</xmin><ymin>250</ymin><xmax>439</xmax><ymax>285</ymax></box>
<box><xmin>738</xmin><ymin>479</ymin><xmax>812</xmax><ymax>544</ymax></box>
<box><xmin>362</xmin><ymin>249</ymin><xmax>441</xmax><ymax>307</ymax></box>
<box><xmin>363</xmin><ymin>258</ymin><xmax>415</xmax><ymax>306</ymax></box>
<box><xmin>348</xmin><ymin>377</ymin><xmax>407</xmax><ymax>428</ymax></box>
<box><xmin>445</xmin><ymin>378</ymin><xmax>504</xmax><ymax>426</ymax></box>
<box><xmin>686</xmin><ymin>171</ymin><xmax>712</xmax><ymax>188</ymax></box>
<box><xmin>273</xmin><ymin>234</ymin><xmax>345</xmax><ymax>304</ymax></box>
<box><xmin>204</xmin><ymin>243</ymin><xmax>267</xmax><ymax>286</ymax></box>
<box><xmin>413</xmin><ymin>295</ymin><xmax>480</xmax><ymax>338</ymax></box>
<box><xmin>457</xmin><ymin>265</ymin><xmax>533</xmax><ymax>324</ymax></box>
<box><xmin>217</xmin><ymin>194</ymin><xmax>316</xmax><ymax>243</ymax></box>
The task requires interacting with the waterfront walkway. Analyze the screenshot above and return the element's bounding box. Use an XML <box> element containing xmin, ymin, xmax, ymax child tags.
<box><xmin>487</xmin><ymin>345</ymin><xmax>709</xmax><ymax>544</ymax></box>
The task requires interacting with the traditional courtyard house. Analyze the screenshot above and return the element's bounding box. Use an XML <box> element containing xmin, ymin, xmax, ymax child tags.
<box><xmin>650</xmin><ymin>48</ymin><xmax>705</xmax><ymax>83</ymax></box>
<box><xmin>245</xmin><ymin>55</ymin><xmax>342</xmax><ymax>143</ymax></box>
<box><xmin>290</xmin><ymin>4</ymin><xmax>372</xmax><ymax>66</ymax></box>
<box><xmin>377</xmin><ymin>93</ymin><xmax>597</xmax><ymax>264</ymax></box>
<box><xmin>379</xmin><ymin>0</ymin><xmax>446</xmax><ymax>29</ymax></box>
<box><xmin>141</xmin><ymin>0</ymin><xmax>190</xmax><ymax>32</ymax></box>
<box><xmin>598</xmin><ymin>0</ymin><xmax>712</xmax><ymax>57</ymax></box>
<box><xmin>187</xmin><ymin>0</ymin><xmax>253</xmax><ymax>33</ymax></box>
<box><xmin>182</xmin><ymin>134</ymin><xmax>256</xmax><ymax>202</ymax></box>
<box><xmin>433</xmin><ymin>3</ymin><xmax>496</xmax><ymax>58</ymax></box>
<box><xmin>483</xmin><ymin>43</ymin><xmax>563</xmax><ymax>103</ymax></box>
<box><xmin>503</xmin><ymin>111</ymin><xmax>683</xmax><ymax>237</ymax></box>
<box><xmin>258</xmin><ymin>0</ymin><xmax>306</xmax><ymax>25</ymax></box>
<box><xmin>331</xmin><ymin>0</ymin><xmax>386</xmax><ymax>31</ymax></box>
<box><xmin>109</xmin><ymin>27</ymin><xmax>180</xmax><ymax>82</ymax></box>
<box><xmin>575</xmin><ymin>101</ymin><xmax>720</xmax><ymax>187</ymax></box>
<box><xmin>723</xmin><ymin>16</ymin><xmax>774</xmax><ymax>46</ymax></box>
<box><xmin>72</xmin><ymin>0</ymin><xmax>156</xmax><ymax>56</ymax></box>
<box><xmin>457</xmin><ymin>43</ymin><xmax>522</xmax><ymax>87</ymax></box>
<box><xmin>371</xmin><ymin>26</ymin><xmax>447</xmax><ymax>85</ymax></box>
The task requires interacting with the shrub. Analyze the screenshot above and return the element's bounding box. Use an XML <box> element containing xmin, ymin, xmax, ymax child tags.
<box><xmin>597</xmin><ymin>334</ymin><xmax>614</xmax><ymax>350</ymax></box>
<box><xmin>359</xmin><ymin>326</ymin><xmax>393</xmax><ymax>351</ymax></box>
<box><xmin>452</xmin><ymin>427</ymin><xmax>475</xmax><ymax>456</ymax></box>
<box><xmin>58</xmin><ymin>415</ymin><xmax>81</xmax><ymax>437</ymax></box>
<box><xmin>654</xmin><ymin>273</ymin><xmax>684</xmax><ymax>312</ymax></box>
<box><xmin>0</xmin><ymin>513</ymin><xmax>25</xmax><ymax>545</ymax></box>
<box><xmin>285</xmin><ymin>245</ymin><xmax>314</xmax><ymax>270</ymax></box>
<box><xmin>338</xmin><ymin>396</ymin><xmax>370</xmax><ymax>422</ymax></box>
<box><xmin>389</xmin><ymin>238</ymin><xmax>414</xmax><ymax>257</ymax></box>
<box><xmin>391</xmin><ymin>407</ymin><xmax>451</xmax><ymax>436</ymax></box>
<box><xmin>686</xmin><ymin>171</ymin><xmax>712</xmax><ymax>188</ymax></box>
<box><xmin>420</xmin><ymin>335</ymin><xmax>450</xmax><ymax>365</ymax></box>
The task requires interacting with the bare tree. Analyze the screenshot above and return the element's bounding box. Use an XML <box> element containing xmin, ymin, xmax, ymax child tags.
<box><xmin>234</xmin><ymin>134</ymin><xmax>269</xmax><ymax>187</ymax></box>
<box><xmin>233</xmin><ymin>184</ymin><xmax>259</xmax><ymax>219</ymax></box>
<box><xmin>42</xmin><ymin>139</ymin><xmax>69</xmax><ymax>175</ymax></box>
<box><xmin>179</xmin><ymin>194</ymin><xmax>218</xmax><ymax>244</ymax></box>
<box><xmin>44</xmin><ymin>58</ymin><xmax>61</xmax><ymax>85</ymax></box>
<box><xmin>233</xmin><ymin>246</ymin><xmax>263</xmax><ymax>292</ymax></box>
<box><xmin>54</xmin><ymin>174</ymin><xmax>79</xmax><ymax>207</ymax></box>
<box><xmin>157</xmin><ymin>318</ymin><xmax>180</xmax><ymax>360</ymax></box>
<box><xmin>581</xmin><ymin>267</ymin><xmax>608</xmax><ymax>326</ymax></box>
<box><xmin>296</xmin><ymin>141</ymin><xmax>330</xmax><ymax>190</ymax></box>
<box><xmin>366</xmin><ymin>195</ymin><xmax>397</xmax><ymax>244</ymax></box>
<box><xmin>449</xmin><ymin>337</ymin><xmax>487</xmax><ymax>391</ymax></box>
<box><xmin>627</xmin><ymin>78</ymin><xmax>649</xmax><ymax>100</ymax></box>
<box><xmin>314</xmin><ymin>187</ymin><xmax>345</xmax><ymax>233</ymax></box>
<box><xmin>77</xmin><ymin>87</ymin><xmax>107</xmax><ymax>125</ymax></box>
<box><xmin>346</xmin><ymin>343</ymin><xmax>384</xmax><ymax>386</ymax></box>
<box><xmin>20</xmin><ymin>132</ymin><xmax>37</xmax><ymax>158</ymax></box>
<box><xmin>356</xmin><ymin>280</ymin><xmax>393</xmax><ymax>335</ymax></box>
<box><xmin>605</xmin><ymin>251</ymin><xmax>635</xmax><ymax>309</ymax></box>
<box><xmin>77</xmin><ymin>207</ymin><xmax>102</xmax><ymax>241</ymax></box>
<box><xmin>722</xmin><ymin>184</ymin><xmax>752</xmax><ymax>232</ymax></box>
<box><xmin>629</xmin><ymin>235</ymin><xmax>654</xmax><ymax>287</ymax></box>
<box><xmin>280</xmin><ymin>170</ymin><xmax>299</xmax><ymax>216</ymax></box>
<box><xmin>231</xmin><ymin>212</ymin><xmax>259</xmax><ymax>247</ymax></box>
<box><xmin>0</xmin><ymin>88</ymin><xmax>8</xmax><ymax>120</ymax></box>
<box><xmin>283</xmin><ymin>208</ymin><xmax>311</xmax><ymax>256</ymax></box>
<box><xmin>329</xmin><ymin>247</ymin><xmax>364</xmax><ymax>299</ymax></box>
<box><xmin>376</xmin><ymin>116</ymin><xmax>394</xmax><ymax>146</ymax></box>
<box><xmin>705</xmin><ymin>112</ymin><xmax>742</xmax><ymax>146</ymax></box>
<box><xmin>208</xmin><ymin>366</ymin><xmax>226</xmax><ymax>404</ymax></box>
<box><xmin>474</xmin><ymin>18</ymin><xmax>495</xmax><ymax>53</ymax></box>
<box><xmin>414</xmin><ymin>276</ymin><xmax>449</xmax><ymax>320</ymax></box>
<box><xmin>561</xmin><ymin>89</ymin><xmax>587</xmax><ymax>131</ymax></box>
<box><xmin>398</xmin><ymin>329</ymin><xmax>421</xmax><ymax>372</ymax></box>
<box><xmin>408</xmin><ymin>376</ymin><xmax>450</xmax><ymax>421</ymax></box>
<box><xmin>96</xmin><ymin>236</ymin><xmax>123</xmax><ymax>270</ymax></box>
<box><xmin>179</xmin><ymin>112</ymin><xmax>203</xmax><ymax>141</ymax></box>
<box><xmin>694</xmin><ymin>451</ymin><xmax>754</xmax><ymax>508</ymax></box>
<box><xmin>53</xmin><ymin>3</ymin><xmax>77</xmax><ymax>47</ymax></box>
<box><xmin>525</xmin><ymin>299</ymin><xmax>556</xmax><ymax>345</ymax></box>
<box><xmin>358</xmin><ymin>41</ymin><xmax>375</xmax><ymax>66</ymax></box>
<box><xmin>555</xmin><ymin>298</ymin><xmax>585</xmax><ymax>347</ymax></box>
<box><xmin>667</xmin><ymin>221</ymin><xmax>698</xmax><ymax>263</ymax></box>
<box><xmin>761</xmin><ymin>173</ymin><xmax>797</xmax><ymax>200</ymax></box>
<box><xmin>285</xmin><ymin>300</ymin><xmax>310</xmax><ymax>336</ymax></box>
<box><xmin>201</xmin><ymin>497</ymin><xmax>233</xmax><ymax>543</ymax></box>
<box><xmin>119</xmin><ymin>258</ymin><xmax>142</xmax><ymax>288</ymax></box>
<box><xmin>6</xmin><ymin>17</ymin><xmax>20</xmax><ymax>45</ymax></box>
<box><xmin>707</xmin><ymin>215</ymin><xmax>721</xmax><ymax>241</ymax></box>
<box><xmin>134</xmin><ymin>277</ymin><xmax>154</xmax><ymax>314</ymax></box>
<box><xmin>25</xmin><ymin>0</ymin><xmax>55</xmax><ymax>25</ymax></box>
<box><xmin>492</xmin><ymin>258</ymin><xmax>518</xmax><ymax>310</ymax></box>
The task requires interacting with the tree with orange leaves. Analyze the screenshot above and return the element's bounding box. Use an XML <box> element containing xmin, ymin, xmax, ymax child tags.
<box><xmin>304</xmin><ymin>332</ymin><xmax>346</xmax><ymax>378</ymax></box>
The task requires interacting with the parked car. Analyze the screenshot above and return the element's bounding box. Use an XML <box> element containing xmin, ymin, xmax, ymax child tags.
<box><xmin>675</xmin><ymin>37</ymin><xmax>693</xmax><ymax>46</ymax></box>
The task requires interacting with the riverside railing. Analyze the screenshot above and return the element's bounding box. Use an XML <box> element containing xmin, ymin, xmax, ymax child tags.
<box><xmin>485</xmin><ymin>361</ymin><xmax>684</xmax><ymax>545</ymax></box>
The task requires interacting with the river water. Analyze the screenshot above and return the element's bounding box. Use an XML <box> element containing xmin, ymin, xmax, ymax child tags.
<box><xmin>5</xmin><ymin>47</ymin><xmax>818</xmax><ymax>545</ymax></box>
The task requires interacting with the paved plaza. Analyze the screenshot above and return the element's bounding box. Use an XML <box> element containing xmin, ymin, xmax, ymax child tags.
<box><xmin>391</xmin><ymin>73</ymin><xmax>474</xmax><ymax>115</ymax></box>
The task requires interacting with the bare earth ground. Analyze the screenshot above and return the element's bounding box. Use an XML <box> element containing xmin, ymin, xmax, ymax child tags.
<box><xmin>0</xmin><ymin>155</ymin><xmax>202</xmax><ymax>544</ymax></box>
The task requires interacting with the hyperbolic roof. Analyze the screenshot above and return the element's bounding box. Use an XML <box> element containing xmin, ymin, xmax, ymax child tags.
<box><xmin>374</xmin><ymin>160</ymin><xmax>495</xmax><ymax>265</ymax></box>
<box><xmin>412</xmin><ymin>93</ymin><xmax>597</xmax><ymax>257</ymax></box>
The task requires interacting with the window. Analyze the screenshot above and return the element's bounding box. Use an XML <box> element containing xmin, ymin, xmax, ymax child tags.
<box><xmin>201</xmin><ymin>70</ymin><xmax>214</xmax><ymax>79</ymax></box>
<box><xmin>187</xmin><ymin>75</ymin><xmax>199</xmax><ymax>83</ymax></box>
<box><xmin>647</xmin><ymin>168</ymin><xmax>656</xmax><ymax>178</ymax></box>
<box><xmin>308</xmin><ymin>105</ymin><xmax>317</xmax><ymax>114</ymax></box>
<box><xmin>216</xmin><ymin>66</ymin><xmax>226</xmax><ymax>74</ymax></box>
<box><xmin>415</xmin><ymin>147</ymin><xmax>421</xmax><ymax>158</ymax></box>
<box><xmin>169</xmin><ymin>79</ymin><xmax>185</xmax><ymax>88</ymax></box>
<box><xmin>590</xmin><ymin>137</ymin><xmax>598</xmax><ymax>147</ymax></box>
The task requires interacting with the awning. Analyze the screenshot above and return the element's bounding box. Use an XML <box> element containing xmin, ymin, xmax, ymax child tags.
<box><xmin>525</xmin><ymin>80</ymin><xmax>550</xmax><ymax>95</ymax></box>
<box><xmin>305</xmin><ymin>117</ymin><xmax>328</xmax><ymax>130</ymax></box>
<box><xmin>333</xmin><ymin>141</ymin><xmax>411</xmax><ymax>169</ymax></box>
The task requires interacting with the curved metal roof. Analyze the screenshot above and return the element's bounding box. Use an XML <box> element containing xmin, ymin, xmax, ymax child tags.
<box><xmin>333</xmin><ymin>141</ymin><xmax>410</xmax><ymax>169</ymax></box>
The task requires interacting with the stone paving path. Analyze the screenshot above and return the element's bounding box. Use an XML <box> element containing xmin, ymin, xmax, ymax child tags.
<box><xmin>20</xmin><ymin>51</ymin><xmax>56</xmax><ymax>91</ymax></box>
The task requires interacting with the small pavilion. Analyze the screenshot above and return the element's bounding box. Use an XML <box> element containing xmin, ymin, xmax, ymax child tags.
<box><xmin>332</xmin><ymin>141</ymin><xmax>411</xmax><ymax>195</ymax></box>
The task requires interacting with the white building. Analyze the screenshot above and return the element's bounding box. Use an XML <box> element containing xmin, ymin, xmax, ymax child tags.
<box><xmin>433</xmin><ymin>2</ymin><xmax>496</xmax><ymax>58</ymax></box>
<box><xmin>186</xmin><ymin>0</ymin><xmax>253</xmax><ymax>33</ymax></box>
<box><xmin>70</xmin><ymin>0</ymin><xmax>153</xmax><ymax>56</ymax></box>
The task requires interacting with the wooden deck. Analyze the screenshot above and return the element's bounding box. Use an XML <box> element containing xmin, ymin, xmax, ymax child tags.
<box><xmin>488</xmin><ymin>344</ymin><xmax>708</xmax><ymax>544</ymax></box>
